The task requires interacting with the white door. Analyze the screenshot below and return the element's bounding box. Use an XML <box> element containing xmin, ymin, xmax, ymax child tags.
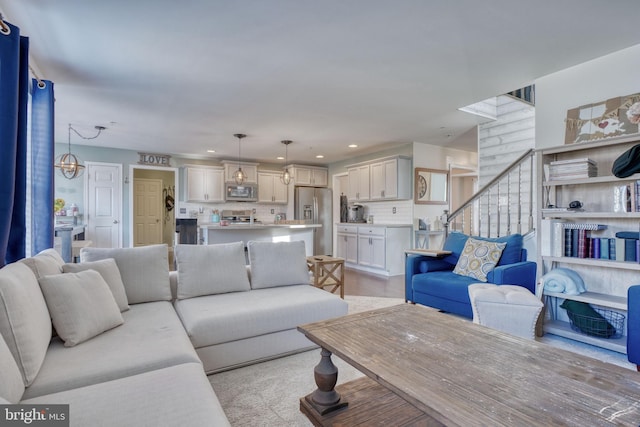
<box><xmin>133</xmin><ymin>178</ymin><xmax>163</xmax><ymax>246</ymax></box>
<box><xmin>86</xmin><ymin>162</ymin><xmax>122</xmax><ymax>248</ymax></box>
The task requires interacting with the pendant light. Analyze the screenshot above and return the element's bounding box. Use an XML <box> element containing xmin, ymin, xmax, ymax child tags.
<box><xmin>233</xmin><ymin>133</ymin><xmax>247</xmax><ymax>184</ymax></box>
<box><xmin>54</xmin><ymin>123</ymin><xmax>105</xmax><ymax>179</ymax></box>
<box><xmin>280</xmin><ymin>140</ymin><xmax>293</xmax><ymax>185</ymax></box>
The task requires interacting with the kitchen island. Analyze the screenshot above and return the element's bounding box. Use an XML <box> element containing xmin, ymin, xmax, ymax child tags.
<box><xmin>200</xmin><ymin>223</ymin><xmax>321</xmax><ymax>256</ymax></box>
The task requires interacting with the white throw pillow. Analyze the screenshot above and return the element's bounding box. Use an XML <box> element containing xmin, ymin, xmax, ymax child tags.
<box><xmin>0</xmin><ymin>328</ymin><xmax>26</xmax><ymax>403</ymax></box>
<box><xmin>63</xmin><ymin>258</ymin><xmax>130</xmax><ymax>312</ymax></box>
<box><xmin>175</xmin><ymin>242</ymin><xmax>250</xmax><ymax>299</ymax></box>
<box><xmin>19</xmin><ymin>248</ymin><xmax>64</xmax><ymax>279</ymax></box>
<box><xmin>247</xmin><ymin>240</ymin><xmax>310</xmax><ymax>289</ymax></box>
<box><xmin>0</xmin><ymin>262</ymin><xmax>52</xmax><ymax>386</ymax></box>
<box><xmin>80</xmin><ymin>244</ymin><xmax>171</xmax><ymax>304</ymax></box>
<box><xmin>39</xmin><ymin>270</ymin><xmax>124</xmax><ymax>347</ymax></box>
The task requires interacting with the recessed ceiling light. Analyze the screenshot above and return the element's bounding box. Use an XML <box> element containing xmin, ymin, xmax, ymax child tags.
<box><xmin>348</xmin><ymin>144</ymin><xmax>358</xmax><ymax>148</ymax></box>
<box><xmin>316</xmin><ymin>155</ymin><xmax>324</xmax><ymax>159</ymax></box>
<box><xmin>276</xmin><ymin>156</ymin><xmax>284</xmax><ymax>160</ymax></box>
<box><xmin>207</xmin><ymin>149</ymin><xmax>216</xmax><ymax>153</ymax></box>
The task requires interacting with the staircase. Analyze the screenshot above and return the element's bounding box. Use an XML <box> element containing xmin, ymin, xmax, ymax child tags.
<box><xmin>446</xmin><ymin>148</ymin><xmax>536</xmax><ymax>238</ymax></box>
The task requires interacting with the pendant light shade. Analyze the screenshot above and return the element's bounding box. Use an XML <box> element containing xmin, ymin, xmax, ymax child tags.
<box><xmin>280</xmin><ymin>140</ymin><xmax>292</xmax><ymax>185</ymax></box>
<box><xmin>233</xmin><ymin>133</ymin><xmax>246</xmax><ymax>185</ymax></box>
<box><xmin>54</xmin><ymin>123</ymin><xmax>105</xmax><ymax>179</ymax></box>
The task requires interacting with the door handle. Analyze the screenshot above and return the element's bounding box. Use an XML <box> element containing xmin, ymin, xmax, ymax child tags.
<box><xmin>113</xmin><ymin>220</ymin><xmax>119</xmax><ymax>224</ymax></box>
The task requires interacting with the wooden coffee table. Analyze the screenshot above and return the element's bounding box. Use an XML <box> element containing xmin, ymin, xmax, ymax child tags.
<box><xmin>298</xmin><ymin>304</ymin><xmax>640</xmax><ymax>426</ymax></box>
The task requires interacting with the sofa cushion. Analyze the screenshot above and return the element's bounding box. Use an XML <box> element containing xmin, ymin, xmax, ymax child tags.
<box><xmin>39</xmin><ymin>270</ymin><xmax>124</xmax><ymax>347</ymax></box>
<box><xmin>0</xmin><ymin>262</ymin><xmax>51</xmax><ymax>386</ymax></box>
<box><xmin>174</xmin><ymin>285</ymin><xmax>348</xmax><ymax>348</ymax></box>
<box><xmin>19</xmin><ymin>248</ymin><xmax>64</xmax><ymax>279</ymax></box>
<box><xmin>22</xmin><ymin>301</ymin><xmax>200</xmax><ymax>399</ymax></box>
<box><xmin>453</xmin><ymin>237</ymin><xmax>506</xmax><ymax>282</ymax></box>
<box><xmin>412</xmin><ymin>270</ymin><xmax>477</xmax><ymax>303</ymax></box>
<box><xmin>175</xmin><ymin>242</ymin><xmax>250</xmax><ymax>299</ymax></box>
<box><xmin>247</xmin><ymin>240</ymin><xmax>310</xmax><ymax>289</ymax></box>
<box><xmin>23</xmin><ymin>362</ymin><xmax>231</xmax><ymax>427</ymax></box>
<box><xmin>0</xmin><ymin>332</ymin><xmax>25</xmax><ymax>403</ymax></box>
<box><xmin>80</xmin><ymin>244</ymin><xmax>171</xmax><ymax>304</ymax></box>
<box><xmin>63</xmin><ymin>258</ymin><xmax>130</xmax><ymax>312</ymax></box>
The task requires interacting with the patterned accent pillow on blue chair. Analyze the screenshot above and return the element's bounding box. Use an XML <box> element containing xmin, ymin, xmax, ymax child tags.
<box><xmin>453</xmin><ymin>237</ymin><xmax>506</xmax><ymax>282</ymax></box>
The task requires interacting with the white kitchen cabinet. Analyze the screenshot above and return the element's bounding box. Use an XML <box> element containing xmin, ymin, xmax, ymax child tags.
<box><xmin>257</xmin><ymin>171</ymin><xmax>288</xmax><ymax>204</ymax></box>
<box><xmin>185</xmin><ymin>166</ymin><xmax>225</xmax><ymax>202</ymax></box>
<box><xmin>221</xmin><ymin>160</ymin><xmax>258</xmax><ymax>184</ymax></box>
<box><xmin>336</xmin><ymin>224</ymin><xmax>411</xmax><ymax>276</ymax></box>
<box><xmin>290</xmin><ymin>165</ymin><xmax>328</xmax><ymax>187</ymax></box>
<box><xmin>357</xmin><ymin>228</ymin><xmax>386</xmax><ymax>269</ymax></box>
<box><xmin>335</xmin><ymin>224</ymin><xmax>358</xmax><ymax>264</ymax></box>
<box><xmin>347</xmin><ymin>165</ymin><xmax>370</xmax><ymax>201</ymax></box>
<box><xmin>369</xmin><ymin>157</ymin><xmax>411</xmax><ymax>200</ymax></box>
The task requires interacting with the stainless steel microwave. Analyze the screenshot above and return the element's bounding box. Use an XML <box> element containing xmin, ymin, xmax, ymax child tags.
<box><xmin>225</xmin><ymin>183</ymin><xmax>258</xmax><ymax>202</ymax></box>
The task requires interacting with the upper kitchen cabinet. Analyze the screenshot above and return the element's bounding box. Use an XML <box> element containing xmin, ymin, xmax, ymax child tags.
<box><xmin>347</xmin><ymin>164</ymin><xmax>370</xmax><ymax>201</ymax></box>
<box><xmin>348</xmin><ymin>156</ymin><xmax>411</xmax><ymax>201</ymax></box>
<box><xmin>221</xmin><ymin>160</ymin><xmax>258</xmax><ymax>184</ymax></box>
<box><xmin>184</xmin><ymin>166</ymin><xmax>225</xmax><ymax>202</ymax></box>
<box><xmin>290</xmin><ymin>165</ymin><xmax>328</xmax><ymax>187</ymax></box>
<box><xmin>257</xmin><ymin>171</ymin><xmax>288</xmax><ymax>204</ymax></box>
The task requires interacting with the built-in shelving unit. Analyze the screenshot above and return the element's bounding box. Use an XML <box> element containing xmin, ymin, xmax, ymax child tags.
<box><xmin>537</xmin><ymin>134</ymin><xmax>640</xmax><ymax>354</ymax></box>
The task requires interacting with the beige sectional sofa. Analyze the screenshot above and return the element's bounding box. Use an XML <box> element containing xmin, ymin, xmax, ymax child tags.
<box><xmin>0</xmin><ymin>240</ymin><xmax>348</xmax><ymax>426</ymax></box>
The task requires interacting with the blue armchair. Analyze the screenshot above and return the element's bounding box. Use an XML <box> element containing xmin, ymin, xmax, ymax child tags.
<box><xmin>627</xmin><ymin>285</ymin><xmax>640</xmax><ymax>371</ymax></box>
<box><xmin>405</xmin><ymin>232</ymin><xmax>536</xmax><ymax>318</ymax></box>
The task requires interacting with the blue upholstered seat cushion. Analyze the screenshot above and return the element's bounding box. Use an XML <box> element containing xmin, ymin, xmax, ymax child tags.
<box><xmin>441</xmin><ymin>232</ymin><xmax>523</xmax><ymax>266</ymax></box>
<box><xmin>412</xmin><ymin>271</ymin><xmax>477</xmax><ymax>301</ymax></box>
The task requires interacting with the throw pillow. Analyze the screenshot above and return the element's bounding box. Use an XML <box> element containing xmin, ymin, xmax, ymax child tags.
<box><xmin>453</xmin><ymin>237</ymin><xmax>506</xmax><ymax>282</ymax></box>
<box><xmin>63</xmin><ymin>258</ymin><xmax>130</xmax><ymax>312</ymax></box>
<box><xmin>0</xmin><ymin>262</ymin><xmax>52</xmax><ymax>386</ymax></box>
<box><xmin>247</xmin><ymin>240</ymin><xmax>310</xmax><ymax>289</ymax></box>
<box><xmin>80</xmin><ymin>244</ymin><xmax>171</xmax><ymax>304</ymax></box>
<box><xmin>175</xmin><ymin>242</ymin><xmax>250</xmax><ymax>299</ymax></box>
<box><xmin>19</xmin><ymin>248</ymin><xmax>65</xmax><ymax>279</ymax></box>
<box><xmin>38</xmin><ymin>270</ymin><xmax>124</xmax><ymax>347</ymax></box>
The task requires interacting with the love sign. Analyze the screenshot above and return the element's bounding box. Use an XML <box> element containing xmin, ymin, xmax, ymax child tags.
<box><xmin>138</xmin><ymin>152</ymin><xmax>171</xmax><ymax>166</ymax></box>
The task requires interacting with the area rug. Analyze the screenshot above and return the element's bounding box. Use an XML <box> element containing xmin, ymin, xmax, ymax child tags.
<box><xmin>209</xmin><ymin>296</ymin><xmax>634</xmax><ymax>427</ymax></box>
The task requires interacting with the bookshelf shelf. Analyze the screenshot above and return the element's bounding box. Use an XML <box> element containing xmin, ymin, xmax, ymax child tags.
<box><xmin>537</xmin><ymin>136</ymin><xmax>640</xmax><ymax>353</ymax></box>
<box><xmin>541</xmin><ymin>255</ymin><xmax>640</xmax><ymax>271</ymax></box>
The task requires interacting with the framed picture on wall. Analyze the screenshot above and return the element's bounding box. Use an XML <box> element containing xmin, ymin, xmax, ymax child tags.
<box><xmin>415</xmin><ymin>168</ymin><xmax>448</xmax><ymax>205</ymax></box>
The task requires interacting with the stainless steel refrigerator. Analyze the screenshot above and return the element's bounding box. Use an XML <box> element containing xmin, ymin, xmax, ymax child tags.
<box><xmin>294</xmin><ymin>187</ymin><xmax>332</xmax><ymax>255</ymax></box>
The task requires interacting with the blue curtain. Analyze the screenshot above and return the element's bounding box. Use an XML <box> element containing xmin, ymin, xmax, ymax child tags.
<box><xmin>0</xmin><ymin>22</ymin><xmax>29</xmax><ymax>266</ymax></box>
<box><xmin>31</xmin><ymin>78</ymin><xmax>55</xmax><ymax>255</ymax></box>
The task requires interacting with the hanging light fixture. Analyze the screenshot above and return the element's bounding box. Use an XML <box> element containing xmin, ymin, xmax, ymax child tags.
<box><xmin>280</xmin><ymin>140</ymin><xmax>293</xmax><ymax>185</ymax></box>
<box><xmin>232</xmin><ymin>133</ymin><xmax>247</xmax><ymax>184</ymax></box>
<box><xmin>54</xmin><ymin>123</ymin><xmax>105</xmax><ymax>179</ymax></box>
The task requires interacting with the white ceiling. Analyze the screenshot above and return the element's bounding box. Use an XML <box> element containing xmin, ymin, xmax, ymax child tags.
<box><xmin>1</xmin><ymin>1</ymin><xmax>639</xmax><ymax>166</ymax></box>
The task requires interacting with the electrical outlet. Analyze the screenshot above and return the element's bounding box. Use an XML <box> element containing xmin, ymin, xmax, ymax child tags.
<box><xmin>270</xmin><ymin>209</ymin><xmax>274</xmax><ymax>214</ymax></box>
<box><xmin>392</xmin><ymin>207</ymin><xmax>396</xmax><ymax>214</ymax></box>
<box><xmin>252</xmin><ymin>208</ymin><xmax>256</xmax><ymax>214</ymax></box>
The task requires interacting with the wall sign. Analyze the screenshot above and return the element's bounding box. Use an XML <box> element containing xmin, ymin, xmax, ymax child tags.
<box><xmin>565</xmin><ymin>92</ymin><xmax>640</xmax><ymax>144</ymax></box>
<box><xmin>138</xmin><ymin>152</ymin><xmax>171</xmax><ymax>166</ymax></box>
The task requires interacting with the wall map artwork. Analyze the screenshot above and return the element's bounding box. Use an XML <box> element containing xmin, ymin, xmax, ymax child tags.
<box><xmin>565</xmin><ymin>92</ymin><xmax>640</xmax><ymax>144</ymax></box>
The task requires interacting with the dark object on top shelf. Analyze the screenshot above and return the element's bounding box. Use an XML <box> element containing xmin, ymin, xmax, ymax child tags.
<box><xmin>612</xmin><ymin>143</ymin><xmax>640</xmax><ymax>178</ymax></box>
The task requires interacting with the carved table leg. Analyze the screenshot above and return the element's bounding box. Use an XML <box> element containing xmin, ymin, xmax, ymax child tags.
<box><xmin>304</xmin><ymin>348</ymin><xmax>349</xmax><ymax>415</ymax></box>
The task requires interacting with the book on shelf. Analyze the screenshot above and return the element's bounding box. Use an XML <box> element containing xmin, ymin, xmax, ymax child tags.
<box><xmin>615</xmin><ymin>238</ymin><xmax>625</xmax><ymax>262</ymax></box>
<box><xmin>549</xmin><ymin>158</ymin><xmax>597</xmax><ymax>166</ymax></box>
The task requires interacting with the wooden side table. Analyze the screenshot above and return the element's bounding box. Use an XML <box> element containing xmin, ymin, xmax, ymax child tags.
<box><xmin>306</xmin><ymin>256</ymin><xmax>345</xmax><ymax>299</ymax></box>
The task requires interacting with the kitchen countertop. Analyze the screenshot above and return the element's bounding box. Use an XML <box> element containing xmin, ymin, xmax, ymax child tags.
<box><xmin>200</xmin><ymin>222</ymin><xmax>322</xmax><ymax>230</ymax></box>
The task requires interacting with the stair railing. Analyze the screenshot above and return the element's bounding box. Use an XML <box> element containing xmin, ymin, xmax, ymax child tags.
<box><xmin>445</xmin><ymin>148</ymin><xmax>536</xmax><ymax>238</ymax></box>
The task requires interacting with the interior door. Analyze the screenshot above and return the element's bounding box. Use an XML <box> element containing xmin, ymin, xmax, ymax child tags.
<box><xmin>133</xmin><ymin>178</ymin><xmax>163</xmax><ymax>246</ymax></box>
<box><xmin>86</xmin><ymin>162</ymin><xmax>122</xmax><ymax>248</ymax></box>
